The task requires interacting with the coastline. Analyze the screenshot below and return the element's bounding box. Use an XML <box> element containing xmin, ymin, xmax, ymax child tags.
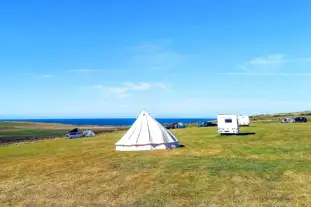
<box><xmin>0</xmin><ymin>118</ymin><xmax>215</xmax><ymax>144</ymax></box>
<box><xmin>1</xmin><ymin>110</ymin><xmax>310</xmax><ymax>145</ymax></box>
<box><xmin>0</xmin><ymin>118</ymin><xmax>216</xmax><ymax>127</ymax></box>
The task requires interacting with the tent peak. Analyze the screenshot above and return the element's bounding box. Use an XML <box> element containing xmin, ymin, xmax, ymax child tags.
<box><xmin>140</xmin><ymin>110</ymin><xmax>150</xmax><ymax>116</ymax></box>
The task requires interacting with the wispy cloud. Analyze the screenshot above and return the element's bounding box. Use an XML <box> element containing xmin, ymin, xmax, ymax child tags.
<box><xmin>94</xmin><ymin>84</ymin><xmax>104</xmax><ymax>88</ymax></box>
<box><xmin>30</xmin><ymin>73</ymin><xmax>54</xmax><ymax>78</ymax></box>
<box><xmin>157</xmin><ymin>98</ymin><xmax>311</xmax><ymax>114</ymax></box>
<box><xmin>247</xmin><ymin>54</ymin><xmax>286</xmax><ymax>65</ymax></box>
<box><xmin>99</xmin><ymin>86</ymin><xmax>132</xmax><ymax>99</ymax></box>
<box><xmin>94</xmin><ymin>82</ymin><xmax>168</xmax><ymax>99</ymax></box>
<box><xmin>238</xmin><ymin>54</ymin><xmax>286</xmax><ymax>73</ymax></box>
<box><xmin>128</xmin><ymin>40</ymin><xmax>181</xmax><ymax>72</ymax></box>
<box><xmin>219</xmin><ymin>54</ymin><xmax>311</xmax><ymax>76</ymax></box>
<box><xmin>41</xmin><ymin>74</ymin><xmax>53</xmax><ymax>78</ymax></box>
<box><xmin>154</xmin><ymin>82</ymin><xmax>168</xmax><ymax>90</ymax></box>
<box><xmin>216</xmin><ymin>72</ymin><xmax>311</xmax><ymax>76</ymax></box>
<box><xmin>68</xmin><ymin>69</ymin><xmax>100</xmax><ymax>72</ymax></box>
<box><xmin>123</xmin><ymin>82</ymin><xmax>152</xmax><ymax>91</ymax></box>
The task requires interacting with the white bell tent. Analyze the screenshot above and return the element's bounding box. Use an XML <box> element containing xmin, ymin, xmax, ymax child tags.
<box><xmin>115</xmin><ymin>110</ymin><xmax>181</xmax><ymax>151</ymax></box>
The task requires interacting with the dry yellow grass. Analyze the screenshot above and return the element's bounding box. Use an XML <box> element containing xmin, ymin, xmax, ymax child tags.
<box><xmin>1</xmin><ymin>122</ymin><xmax>311</xmax><ymax>206</ymax></box>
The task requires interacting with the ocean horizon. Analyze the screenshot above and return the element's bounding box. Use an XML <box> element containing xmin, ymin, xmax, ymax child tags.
<box><xmin>0</xmin><ymin>118</ymin><xmax>217</xmax><ymax>126</ymax></box>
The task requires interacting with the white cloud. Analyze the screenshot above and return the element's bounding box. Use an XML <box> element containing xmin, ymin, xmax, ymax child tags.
<box><xmin>41</xmin><ymin>74</ymin><xmax>53</xmax><ymax>78</ymax></box>
<box><xmin>155</xmin><ymin>98</ymin><xmax>311</xmax><ymax>116</ymax></box>
<box><xmin>123</xmin><ymin>82</ymin><xmax>151</xmax><ymax>91</ymax></box>
<box><xmin>215</xmin><ymin>72</ymin><xmax>311</xmax><ymax>76</ymax></box>
<box><xmin>117</xmin><ymin>93</ymin><xmax>131</xmax><ymax>99</ymax></box>
<box><xmin>94</xmin><ymin>84</ymin><xmax>104</xmax><ymax>88</ymax></box>
<box><xmin>103</xmin><ymin>86</ymin><xmax>130</xmax><ymax>99</ymax></box>
<box><xmin>238</xmin><ymin>54</ymin><xmax>286</xmax><ymax>73</ymax></box>
<box><xmin>30</xmin><ymin>73</ymin><xmax>53</xmax><ymax>78</ymax></box>
<box><xmin>154</xmin><ymin>82</ymin><xmax>168</xmax><ymax>90</ymax></box>
<box><xmin>128</xmin><ymin>41</ymin><xmax>181</xmax><ymax>71</ymax></box>
<box><xmin>68</xmin><ymin>69</ymin><xmax>100</xmax><ymax>72</ymax></box>
<box><xmin>94</xmin><ymin>82</ymin><xmax>168</xmax><ymax>99</ymax></box>
<box><xmin>219</xmin><ymin>54</ymin><xmax>311</xmax><ymax>75</ymax></box>
<box><xmin>247</xmin><ymin>54</ymin><xmax>285</xmax><ymax>65</ymax></box>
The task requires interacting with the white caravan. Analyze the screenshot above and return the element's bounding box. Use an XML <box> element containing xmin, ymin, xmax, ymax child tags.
<box><xmin>217</xmin><ymin>114</ymin><xmax>239</xmax><ymax>135</ymax></box>
<box><xmin>238</xmin><ymin>115</ymin><xmax>250</xmax><ymax>126</ymax></box>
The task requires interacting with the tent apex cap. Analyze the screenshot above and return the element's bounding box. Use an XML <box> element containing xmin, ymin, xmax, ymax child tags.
<box><xmin>140</xmin><ymin>109</ymin><xmax>150</xmax><ymax>114</ymax></box>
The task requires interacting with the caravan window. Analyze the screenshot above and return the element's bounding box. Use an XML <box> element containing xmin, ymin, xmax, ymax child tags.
<box><xmin>225</xmin><ymin>119</ymin><xmax>232</xmax><ymax>123</ymax></box>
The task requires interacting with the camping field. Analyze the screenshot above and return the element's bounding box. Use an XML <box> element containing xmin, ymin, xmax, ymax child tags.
<box><xmin>0</xmin><ymin>122</ymin><xmax>127</xmax><ymax>144</ymax></box>
<box><xmin>1</xmin><ymin>122</ymin><xmax>311</xmax><ymax>206</ymax></box>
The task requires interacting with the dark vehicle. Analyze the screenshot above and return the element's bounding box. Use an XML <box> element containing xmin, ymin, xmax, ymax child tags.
<box><xmin>294</xmin><ymin>117</ymin><xmax>307</xmax><ymax>122</ymax></box>
<box><xmin>164</xmin><ymin>124</ymin><xmax>172</xmax><ymax>129</ymax></box>
<box><xmin>164</xmin><ymin>122</ymin><xmax>186</xmax><ymax>129</ymax></box>
<box><xmin>171</xmin><ymin>122</ymin><xmax>185</xmax><ymax>129</ymax></box>
<box><xmin>198</xmin><ymin>121</ymin><xmax>217</xmax><ymax>127</ymax></box>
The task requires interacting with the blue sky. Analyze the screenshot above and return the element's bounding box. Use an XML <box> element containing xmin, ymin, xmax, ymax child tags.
<box><xmin>1</xmin><ymin>0</ymin><xmax>311</xmax><ymax>118</ymax></box>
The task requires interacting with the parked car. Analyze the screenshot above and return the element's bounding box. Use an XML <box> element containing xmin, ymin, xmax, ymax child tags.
<box><xmin>281</xmin><ymin>117</ymin><xmax>307</xmax><ymax>123</ymax></box>
<box><xmin>198</xmin><ymin>121</ymin><xmax>217</xmax><ymax>127</ymax></box>
<box><xmin>66</xmin><ymin>128</ymin><xmax>83</xmax><ymax>139</ymax></box>
<box><xmin>164</xmin><ymin>124</ymin><xmax>172</xmax><ymax>129</ymax></box>
<box><xmin>294</xmin><ymin>117</ymin><xmax>307</xmax><ymax>122</ymax></box>
<box><xmin>66</xmin><ymin>131</ymin><xmax>84</xmax><ymax>138</ymax></box>
<box><xmin>281</xmin><ymin>117</ymin><xmax>295</xmax><ymax>123</ymax></box>
<box><xmin>164</xmin><ymin>122</ymin><xmax>185</xmax><ymax>129</ymax></box>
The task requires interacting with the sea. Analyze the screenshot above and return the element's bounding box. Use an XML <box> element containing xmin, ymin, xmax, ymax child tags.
<box><xmin>0</xmin><ymin>118</ymin><xmax>216</xmax><ymax>126</ymax></box>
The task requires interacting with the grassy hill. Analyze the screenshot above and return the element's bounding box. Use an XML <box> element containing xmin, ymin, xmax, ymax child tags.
<box><xmin>250</xmin><ymin>110</ymin><xmax>311</xmax><ymax>121</ymax></box>
<box><xmin>0</xmin><ymin>122</ymin><xmax>127</xmax><ymax>144</ymax></box>
<box><xmin>1</xmin><ymin>122</ymin><xmax>311</xmax><ymax>206</ymax></box>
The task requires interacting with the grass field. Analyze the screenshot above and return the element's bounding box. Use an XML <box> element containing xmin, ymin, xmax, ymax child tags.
<box><xmin>0</xmin><ymin>122</ymin><xmax>127</xmax><ymax>143</ymax></box>
<box><xmin>1</xmin><ymin>122</ymin><xmax>311</xmax><ymax>206</ymax></box>
<box><xmin>250</xmin><ymin>111</ymin><xmax>311</xmax><ymax>121</ymax></box>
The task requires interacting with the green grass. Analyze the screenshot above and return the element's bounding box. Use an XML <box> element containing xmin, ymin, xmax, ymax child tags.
<box><xmin>0</xmin><ymin>128</ymin><xmax>67</xmax><ymax>137</ymax></box>
<box><xmin>1</xmin><ymin>122</ymin><xmax>311</xmax><ymax>206</ymax></box>
<box><xmin>0</xmin><ymin>122</ymin><xmax>68</xmax><ymax>138</ymax></box>
<box><xmin>250</xmin><ymin>110</ymin><xmax>311</xmax><ymax>121</ymax></box>
<box><xmin>0</xmin><ymin>122</ymin><xmax>127</xmax><ymax>144</ymax></box>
